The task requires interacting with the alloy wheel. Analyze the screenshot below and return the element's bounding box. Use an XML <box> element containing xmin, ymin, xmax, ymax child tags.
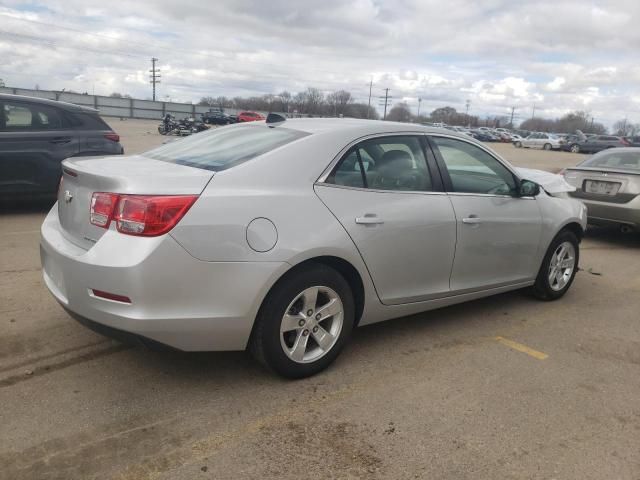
<box><xmin>548</xmin><ymin>241</ymin><xmax>576</xmax><ymax>291</ymax></box>
<box><xmin>279</xmin><ymin>286</ymin><xmax>344</xmax><ymax>364</ymax></box>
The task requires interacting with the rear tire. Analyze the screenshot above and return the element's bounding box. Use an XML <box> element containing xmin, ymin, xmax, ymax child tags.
<box><xmin>250</xmin><ymin>264</ymin><xmax>355</xmax><ymax>378</ymax></box>
<box><xmin>515</xmin><ymin>141</ymin><xmax>522</xmax><ymax>148</ymax></box>
<box><xmin>531</xmin><ymin>230</ymin><xmax>580</xmax><ymax>301</ymax></box>
<box><xmin>543</xmin><ymin>143</ymin><xmax>552</xmax><ymax>150</ymax></box>
<box><xmin>570</xmin><ymin>144</ymin><xmax>580</xmax><ymax>153</ymax></box>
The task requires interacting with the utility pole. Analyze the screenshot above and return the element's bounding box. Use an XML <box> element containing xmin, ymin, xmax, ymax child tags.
<box><xmin>509</xmin><ymin>106</ymin><xmax>516</xmax><ymax>127</ymax></box>
<box><xmin>417</xmin><ymin>97</ymin><xmax>422</xmax><ymax>119</ymax></box>
<box><xmin>367</xmin><ymin>77</ymin><xmax>373</xmax><ymax>119</ymax></box>
<box><xmin>149</xmin><ymin>57</ymin><xmax>161</xmax><ymax>101</ymax></box>
<box><xmin>379</xmin><ymin>88</ymin><xmax>392</xmax><ymax>120</ymax></box>
<box><xmin>590</xmin><ymin>116</ymin><xmax>594</xmax><ymax>131</ymax></box>
<box><xmin>531</xmin><ymin>104</ymin><xmax>536</xmax><ymax>119</ymax></box>
<box><xmin>465</xmin><ymin>100</ymin><xmax>471</xmax><ymax>127</ymax></box>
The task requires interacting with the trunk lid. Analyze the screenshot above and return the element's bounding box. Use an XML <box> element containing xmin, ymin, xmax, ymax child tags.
<box><xmin>57</xmin><ymin>155</ymin><xmax>213</xmax><ymax>250</ymax></box>
<box><xmin>564</xmin><ymin>167</ymin><xmax>640</xmax><ymax>203</ymax></box>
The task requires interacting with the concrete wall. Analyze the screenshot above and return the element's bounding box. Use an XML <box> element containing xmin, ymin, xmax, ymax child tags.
<box><xmin>0</xmin><ymin>86</ymin><xmax>247</xmax><ymax>120</ymax></box>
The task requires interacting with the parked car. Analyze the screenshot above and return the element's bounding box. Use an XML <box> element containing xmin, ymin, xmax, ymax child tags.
<box><xmin>566</xmin><ymin>134</ymin><xmax>630</xmax><ymax>153</ymax></box>
<box><xmin>41</xmin><ymin>118</ymin><xmax>586</xmax><ymax>378</ymax></box>
<box><xmin>471</xmin><ymin>130</ymin><xmax>499</xmax><ymax>142</ymax></box>
<box><xmin>496</xmin><ymin>131</ymin><xmax>513</xmax><ymax>143</ymax></box>
<box><xmin>563</xmin><ymin>148</ymin><xmax>640</xmax><ymax>231</ymax></box>
<box><xmin>510</xmin><ymin>134</ymin><xmax>524</xmax><ymax>144</ymax></box>
<box><xmin>515</xmin><ymin>132</ymin><xmax>562</xmax><ymax>150</ymax></box>
<box><xmin>0</xmin><ymin>94</ymin><xmax>123</xmax><ymax>199</ymax></box>
<box><xmin>237</xmin><ymin>111</ymin><xmax>265</xmax><ymax>122</ymax></box>
<box><xmin>559</xmin><ymin>134</ymin><xmax>581</xmax><ymax>151</ymax></box>
<box><xmin>622</xmin><ymin>136</ymin><xmax>640</xmax><ymax>147</ymax></box>
<box><xmin>201</xmin><ymin>109</ymin><xmax>236</xmax><ymax>125</ymax></box>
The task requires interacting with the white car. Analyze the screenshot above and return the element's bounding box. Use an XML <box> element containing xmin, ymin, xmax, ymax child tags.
<box><xmin>516</xmin><ymin>133</ymin><xmax>562</xmax><ymax>150</ymax></box>
<box><xmin>40</xmin><ymin>117</ymin><xmax>587</xmax><ymax>378</ymax></box>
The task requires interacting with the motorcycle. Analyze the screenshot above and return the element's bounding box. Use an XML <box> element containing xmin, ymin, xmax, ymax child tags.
<box><xmin>158</xmin><ymin>116</ymin><xmax>209</xmax><ymax>136</ymax></box>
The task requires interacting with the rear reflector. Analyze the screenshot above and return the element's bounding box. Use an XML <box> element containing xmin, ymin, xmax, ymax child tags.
<box><xmin>91</xmin><ymin>289</ymin><xmax>131</xmax><ymax>304</ymax></box>
<box><xmin>104</xmin><ymin>132</ymin><xmax>120</xmax><ymax>142</ymax></box>
<box><xmin>89</xmin><ymin>192</ymin><xmax>198</xmax><ymax>236</ymax></box>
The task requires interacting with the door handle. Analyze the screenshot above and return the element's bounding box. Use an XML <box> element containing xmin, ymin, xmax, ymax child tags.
<box><xmin>50</xmin><ymin>137</ymin><xmax>72</xmax><ymax>145</ymax></box>
<box><xmin>462</xmin><ymin>215</ymin><xmax>481</xmax><ymax>225</ymax></box>
<box><xmin>355</xmin><ymin>215</ymin><xmax>384</xmax><ymax>225</ymax></box>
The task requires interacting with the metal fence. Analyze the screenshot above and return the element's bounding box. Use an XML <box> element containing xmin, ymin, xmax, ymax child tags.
<box><xmin>0</xmin><ymin>86</ymin><xmax>247</xmax><ymax>120</ymax></box>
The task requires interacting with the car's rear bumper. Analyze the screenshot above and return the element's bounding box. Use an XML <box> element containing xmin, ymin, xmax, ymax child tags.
<box><xmin>572</xmin><ymin>195</ymin><xmax>640</xmax><ymax>228</ymax></box>
<box><xmin>40</xmin><ymin>206</ymin><xmax>289</xmax><ymax>351</ymax></box>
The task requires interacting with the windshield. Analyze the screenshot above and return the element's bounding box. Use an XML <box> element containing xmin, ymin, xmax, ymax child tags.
<box><xmin>579</xmin><ymin>150</ymin><xmax>640</xmax><ymax>172</ymax></box>
<box><xmin>144</xmin><ymin>125</ymin><xmax>309</xmax><ymax>171</ymax></box>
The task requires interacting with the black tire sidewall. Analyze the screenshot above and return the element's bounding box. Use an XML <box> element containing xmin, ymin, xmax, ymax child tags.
<box><xmin>253</xmin><ymin>264</ymin><xmax>355</xmax><ymax>378</ymax></box>
<box><xmin>534</xmin><ymin>230</ymin><xmax>580</xmax><ymax>300</ymax></box>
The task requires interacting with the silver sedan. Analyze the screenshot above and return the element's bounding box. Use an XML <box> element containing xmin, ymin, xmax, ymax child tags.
<box><xmin>563</xmin><ymin>147</ymin><xmax>640</xmax><ymax>231</ymax></box>
<box><xmin>41</xmin><ymin>118</ymin><xmax>587</xmax><ymax>378</ymax></box>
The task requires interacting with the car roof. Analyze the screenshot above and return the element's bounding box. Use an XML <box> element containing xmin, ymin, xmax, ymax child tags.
<box><xmin>0</xmin><ymin>93</ymin><xmax>99</xmax><ymax>113</ymax></box>
<box><xmin>263</xmin><ymin>117</ymin><xmax>470</xmax><ymax>138</ymax></box>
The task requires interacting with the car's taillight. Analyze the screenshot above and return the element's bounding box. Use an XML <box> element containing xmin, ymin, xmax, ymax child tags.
<box><xmin>90</xmin><ymin>193</ymin><xmax>198</xmax><ymax>236</ymax></box>
<box><xmin>621</xmin><ymin>138</ymin><xmax>630</xmax><ymax>146</ymax></box>
<box><xmin>104</xmin><ymin>132</ymin><xmax>120</xmax><ymax>142</ymax></box>
<box><xmin>90</xmin><ymin>192</ymin><xmax>119</xmax><ymax>228</ymax></box>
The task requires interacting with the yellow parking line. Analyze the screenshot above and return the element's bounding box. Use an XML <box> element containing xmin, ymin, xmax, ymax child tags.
<box><xmin>495</xmin><ymin>336</ymin><xmax>548</xmax><ymax>360</ymax></box>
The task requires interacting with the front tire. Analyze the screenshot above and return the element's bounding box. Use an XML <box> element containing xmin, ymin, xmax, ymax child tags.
<box><xmin>543</xmin><ymin>143</ymin><xmax>552</xmax><ymax>150</ymax></box>
<box><xmin>250</xmin><ymin>264</ymin><xmax>355</xmax><ymax>378</ymax></box>
<box><xmin>515</xmin><ymin>141</ymin><xmax>522</xmax><ymax>148</ymax></box>
<box><xmin>531</xmin><ymin>230</ymin><xmax>579</xmax><ymax>301</ymax></box>
<box><xmin>570</xmin><ymin>144</ymin><xmax>580</xmax><ymax>153</ymax></box>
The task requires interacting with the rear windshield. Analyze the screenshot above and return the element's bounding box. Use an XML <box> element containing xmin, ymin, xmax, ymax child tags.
<box><xmin>144</xmin><ymin>125</ymin><xmax>309</xmax><ymax>171</ymax></box>
<box><xmin>580</xmin><ymin>150</ymin><xmax>640</xmax><ymax>171</ymax></box>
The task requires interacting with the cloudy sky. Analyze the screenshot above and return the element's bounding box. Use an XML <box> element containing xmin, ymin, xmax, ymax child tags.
<box><xmin>1</xmin><ymin>0</ymin><xmax>639</xmax><ymax>126</ymax></box>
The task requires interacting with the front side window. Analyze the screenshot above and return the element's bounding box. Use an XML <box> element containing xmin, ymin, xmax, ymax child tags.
<box><xmin>144</xmin><ymin>125</ymin><xmax>309</xmax><ymax>171</ymax></box>
<box><xmin>431</xmin><ymin>136</ymin><xmax>517</xmax><ymax>195</ymax></box>
<box><xmin>326</xmin><ymin>135</ymin><xmax>432</xmax><ymax>192</ymax></box>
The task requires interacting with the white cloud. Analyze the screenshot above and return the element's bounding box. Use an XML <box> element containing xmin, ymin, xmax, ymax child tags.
<box><xmin>0</xmin><ymin>0</ymin><xmax>639</xmax><ymax>127</ymax></box>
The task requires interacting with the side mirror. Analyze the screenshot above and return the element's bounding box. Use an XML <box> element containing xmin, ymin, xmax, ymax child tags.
<box><xmin>519</xmin><ymin>179</ymin><xmax>540</xmax><ymax>197</ymax></box>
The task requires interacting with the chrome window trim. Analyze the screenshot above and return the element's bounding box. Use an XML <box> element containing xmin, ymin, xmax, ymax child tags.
<box><xmin>314</xmin><ymin>182</ymin><xmax>448</xmax><ymax>196</ymax></box>
<box><xmin>446</xmin><ymin>191</ymin><xmax>536</xmax><ymax>200</ymax></box>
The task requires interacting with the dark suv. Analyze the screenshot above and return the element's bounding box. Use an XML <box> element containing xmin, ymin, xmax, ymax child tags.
<box><xmin>0</xmin><ymin>94</ymin><xmax>124</xmax><ymax>199</ymax></box>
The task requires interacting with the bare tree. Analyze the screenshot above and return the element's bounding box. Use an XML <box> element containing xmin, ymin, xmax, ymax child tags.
<box><xmin>0</xmin><ymin>78</ymin><xmax>5</xmax><ymax>87</ymax></box>
<box><xmin>386</xmin><ymin>102</ymin><xmax>412</xmax><ymax>123</ymax></box>
<box><xmin>613</xmin><ymin>119</ymin><xmax>640</xmax><ymax>136</ymax></box>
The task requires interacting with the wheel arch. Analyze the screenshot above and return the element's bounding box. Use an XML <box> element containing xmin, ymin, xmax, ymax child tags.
<box><xmin>254</xmin><ymin>255</ymin><xmax>366</xmax><ymax>332</ymax></box>
<box><xmin>560</xmin><ymin>221</ymin><xmax>585</xmax><ymax>243</ymax></box>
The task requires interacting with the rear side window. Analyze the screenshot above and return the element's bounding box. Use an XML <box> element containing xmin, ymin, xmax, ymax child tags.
<box><xmin>326</xmin><ymin>135</ymin><xmax>433</xmax><ymax>192</ymax></box>
<box><xmin>144</xmin><ymin>125</ymin><xmax>309</xmax><ymax>171</ymax></box>
<box><xmin>63</xmin><ymin>112</ymin><xmax>112</xmax><ymax>130</ymax></box>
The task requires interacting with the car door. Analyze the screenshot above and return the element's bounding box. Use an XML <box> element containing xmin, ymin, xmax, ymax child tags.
<box><xmin>522</xmin><ymin>134</ymin><xmax>537</xmax><ymax>148</ymax></box>
<box><xmin>315</xmin><ymin>134</ymin><xmax>457</xmax><ymax>305</ymax></box>
<box><xmin>429</xmin><ymin>135</ymin><xmax>543</xmax><ymax>293</ymax></box>
<box><xmin>0</xmin><ymin>100</ymin><xmax>79</xmax><ymax>195</ymax></box>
